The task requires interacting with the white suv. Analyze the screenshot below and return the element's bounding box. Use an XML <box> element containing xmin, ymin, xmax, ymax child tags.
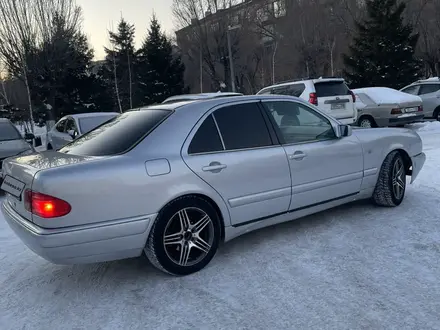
<box><xmin>256</xmin><ymin>78</ymin><xmax>357</xmax><ymax>125</ymax></box>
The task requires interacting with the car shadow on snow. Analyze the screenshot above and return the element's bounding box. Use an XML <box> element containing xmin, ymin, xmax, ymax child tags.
<box><xmin>46</xmin><ymin>199</ymin><xmax>373</xmax><ymax>283</ymax></box>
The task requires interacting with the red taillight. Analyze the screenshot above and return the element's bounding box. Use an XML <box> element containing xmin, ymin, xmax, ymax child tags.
<box><xmin>24</xmin><ymin>189</ymin><xmax>71</xmax><ymax>218</ymax></box>
<box><xmin>418</xmin><ymin>105</ymin><xmax>423</xmax><ymax>112</ymax></box>
<box><xmin>349</xmin><ymin>90</ymin><xmax>356</xmax><ymax>103</ymax></box>
<box><xmin>309</xmin><ymin>92</ymin><xmax>318</xmax><ymax>105</ymax></box>
<box><xmin>391</xmin><ymin>108</ymin><xmax>402</xmax><ymax>115</ymax></box>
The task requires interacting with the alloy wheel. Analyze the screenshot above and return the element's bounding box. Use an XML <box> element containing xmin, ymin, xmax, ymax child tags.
<box><xmin>359</xmin><ymin>119</ymin><xmax>372</xmax><ymax>128</ymax></box>
<box><xmin>163</xmin><ymin>207</ymin><xmax>214</xmax><ymax>267</ymax></box>
<box><xmin>392</xmin><ymin>158</ymin><xmax>405</xmax><ymax>200</ymax></box>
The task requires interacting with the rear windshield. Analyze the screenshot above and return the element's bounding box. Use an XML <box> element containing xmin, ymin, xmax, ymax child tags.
<box><xmin>315</xmin><ymin>81</ymin><xmax>350</xmax><ymax>97</ymax></box>
<box><xmin>0</xmin><ymin>121</ymin><xmax>21</xmax><ymax>141</ymax></box>
<box><xmin>59</xmin><ymin>109</ymin><xmax>171</xmax><ymax>156</ymax></box>
<box><xmin>78</xmin><ymin>115</ymin><xmax>117</xmax><ymax>134</ymax></box>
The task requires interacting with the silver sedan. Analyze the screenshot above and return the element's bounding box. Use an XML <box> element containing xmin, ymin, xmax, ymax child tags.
<box><xmin>1</xmin><ymin>95</ymin><xmax>426</xmax><ymax>275</ymax></box>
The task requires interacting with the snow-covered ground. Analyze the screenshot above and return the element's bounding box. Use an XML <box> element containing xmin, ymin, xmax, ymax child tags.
<box><xmin>1</xmin><ymin>123</ymin><xmax>440</xmax><ymax>330</ymax></box>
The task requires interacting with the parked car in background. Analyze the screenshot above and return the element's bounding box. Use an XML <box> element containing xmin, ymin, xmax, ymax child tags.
<box><xmin>46</xmin><ymin>112</ymin><xmax>119</xmax><ymax>150</ymax></box>
<box><xmin>353</xmin><ymin>87</ymin><xmax>424</xmax><ymax>128</ymax></box>
<box><xmin>256</xmin><ymin>77</ymin><xmax>357</xmax><ymax>125</ymax></box>
<box><xmin>162</xmin><ymin>92</ymin><xmax>243</xmax><ymax>104</ymax></box>
<box><xmin>0</xmin><ymin>118</ymin><xmax>35</xmax><ymax>180</ymax></box>
<box><xmin>400</xmin><ymin>77</ymin><xmax>440</xmax><ymax>120</ymax></box>
<box><xmin>1</xmin><ymin>95</ymin><xmax>425</xmax><ymax>276</ymax></box>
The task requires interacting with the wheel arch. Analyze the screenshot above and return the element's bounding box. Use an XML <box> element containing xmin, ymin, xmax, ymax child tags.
<box><xmin>384</xmin><ymin>148</ymin><xmax>412</xmax><ymax>175</ymax></box>
<box><xmin>357</xmin><ymin>114</ymin><xmax>377</xmax><ymax>127</ymax></box>
<box><xmin>158</xmin><ymin>192</ymin><xmax>229</xmax><ymax>242</ymax></box>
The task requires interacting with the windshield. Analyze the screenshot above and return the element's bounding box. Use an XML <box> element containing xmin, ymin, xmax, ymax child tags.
<box><xmin>0</xmin><ymin>121</ymin><xmax>22</xmax><ymax>141</ymax></box>
<box><xmin>59</xmin><ymin>109</ymin><xmax>171</xmax><ymax>156</ymax></box>
<box><xmin>78</xmin><ymin>115</ymin><xmax>117</xmax><ymax>134</ymax></box>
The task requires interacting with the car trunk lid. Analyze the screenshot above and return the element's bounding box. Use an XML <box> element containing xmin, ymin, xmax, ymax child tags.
<box><xmin>1</xmin><ymin>151</ymin><xmax>98</xmax><ymax>221</ymax></box>
<box><xmin>314</xmin><ymin>80</ymin><xmax>355</xmax><ymax>119</ymax></box>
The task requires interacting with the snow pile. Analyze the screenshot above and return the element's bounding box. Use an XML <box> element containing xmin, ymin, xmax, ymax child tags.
<box><xmin>352</xmin><ymin>87</ymin><xmax>422</xmax><ymax>105</ymax></box>
<box><xmin>407</xmin><ymin>121</ymin><xmax>440</xmax><ymax>132</ymax></box>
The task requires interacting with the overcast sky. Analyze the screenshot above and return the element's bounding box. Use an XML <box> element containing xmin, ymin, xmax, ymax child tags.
<box><xmin>77</xmin><ymin>0</ymin><xmax>174</xmax><ymax>59</ymax></box>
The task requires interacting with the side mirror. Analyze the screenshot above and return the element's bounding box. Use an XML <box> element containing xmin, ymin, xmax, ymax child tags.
<box><xmin>24</xmin><ymin>133</ymin><xmax>35</xmax><ymax>140</ymax></box>
<box><xmin>339</xmin><ymin>124</ymin><xmax>352</xmax><ymax>137</ymax></box>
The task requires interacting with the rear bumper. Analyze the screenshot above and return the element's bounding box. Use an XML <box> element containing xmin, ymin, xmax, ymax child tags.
<box><xmin>1</xmin><ymin>200</ymin><xmax>156</xmax><ymax>264</ymax></box>
<box><xmin>388</xmin><ymin>114</ymin><xmax>424</xmax><ymax>126</ymax></box>
<box><xmin>410</xmin><ymin>152</ymin><xmax>426</xmax><ymax>184</ymax></box>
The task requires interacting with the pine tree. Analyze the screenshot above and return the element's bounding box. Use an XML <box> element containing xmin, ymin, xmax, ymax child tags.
<box><xmin>101</xmin><ymin>18</ymin><xmax>138</xmax><ymax>111</ymax></box>
<box><xmin>343</xmin><ymin>0</ymin><xmax>422</xmax><ymax>89</ymax></box>
<box><xmin>137</xmin><ymin>16</ymin><xmax>186</xmax><ymax>105</ymax></box>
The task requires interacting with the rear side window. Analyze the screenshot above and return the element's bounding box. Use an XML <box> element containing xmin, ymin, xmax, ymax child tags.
<box><xmin>418</xmin><ymin>84</ymin><xmax>440</xmax><ymax>95</ymax></box>
<box><xmin>59</xmin><ymin>110</ymin><xmax>171</xmax><ymax>156</ymax></box>
<box><xmin>272</xmin><ymin>84</ymin><xmax>305</xmax><ymax>97</ymax></box>
<box><xmin>188</xmin><ymin>115</ymin><xmax>224</xmax><ymax>154</ymax></box>
<box><xmin>214</xmin><ymin>103</ymin><xmax>273</xmax><ymax>150</ymax></box>
<box><xmin>314</xmin><ymin>81</ymin><xmax>350</xmax><ymax>97</ymax></box>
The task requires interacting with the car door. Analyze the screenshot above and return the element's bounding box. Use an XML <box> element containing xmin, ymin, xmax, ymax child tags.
<box><xmin>182</xmin><ymin>100</ymin><xmax>292</xmax><ymax>226</ymax></box>
<box><xmin>417</xmin><ymin>83</ymin><xmax>440</xmax><ymax>117</ymax></box>
<box><xmin>50</xmin><ymin>118</ymin><xmax>68</xmax><ymax>149</ymax></box>
<box><xmin>261</xmin><ymin>99</ymin><xmax>364</xmax><ymax>211</ymax></box>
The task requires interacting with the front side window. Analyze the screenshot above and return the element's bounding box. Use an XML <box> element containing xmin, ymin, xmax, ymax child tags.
<box><xmin>59</xmin><ymin>109</ymin><xmax>171</xmax><ymax>156</ymax></box>
<box><xmin>0</xmin><ymin>121</ymin><xmax>21</xmax><ymax>141</ymax></box>
<box><xmin>55</xmin><ymin>119</ymin><xmax>66</xmax><ymax>132</ymax></box>
<box><xmin>418</xmin><ymin>84</ymin><xmax>440</xmax><ymax>95</ymax></box>
<box><xmin>263</xmin><ymin>101</ymin><xmax>336</xmax><ymax>144</ymax></box>
<box><xmin>213</xmin><ymin>102</ymin><xmax>273</xmax><ymax>151</ymax></box>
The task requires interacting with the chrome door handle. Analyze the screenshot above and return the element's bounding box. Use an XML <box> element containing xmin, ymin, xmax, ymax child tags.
<box><xmin>289</xmin><ymin>152</ymin><xmax>307</xmax><ymax>161</ymax></box>
<box><xmin>202</xmin><ymin>162</ymin><xmax>227</xmax><ymax>173</ymax></box>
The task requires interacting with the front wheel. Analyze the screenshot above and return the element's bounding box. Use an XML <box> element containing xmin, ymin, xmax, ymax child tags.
<box><xmin>372</xmin><ymin>151</ymin><xmax>406</xmax><ymax>207</ymax></box>
<box><xmin>145</xmin><ymin>196</ymin><xmax>221</xmax><ymax>276</ymax></box>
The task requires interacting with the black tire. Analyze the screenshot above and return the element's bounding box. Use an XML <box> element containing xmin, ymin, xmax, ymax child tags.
<box><xmin>372</xmin><ymin>151</ymin><xmax>406</xmax><ymax>207</ymax></box>
<box><xmin>145</xmin><ymin>195</ymin><xmax>221</xmax><ymax>276</ymax></box>
<box><xmin>47</xmin><ymin>143</ymin><xmax>53</xmax><ymax>150</ymax></box>
<box><xmin>358</xmin><ymin>116</ymin><xmax>375</xmax><ymax>128</ymax></box>
<box><xmin>434</xmin><ymin>107</ymin><xmax>440</xmax><ymax>121</ymax></box>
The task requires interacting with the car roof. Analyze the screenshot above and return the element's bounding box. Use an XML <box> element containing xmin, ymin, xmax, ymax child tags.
<box><xmin>0</xmin><ymin>118</ymin><xmax>13</xmax><ymax>124</ymax></box>
<box><xmin>146</xmin><ymin>94</ymin><xmax>305</xmax><ymax>113</ymax></box>
<box><xmin>258</xmin><ymin>77</ymin><xmax>345</xmax><ymax>91</ymax></box>
<box><xmin>162</xmin><ymin>92</ymin><xmax>243</xmax><ymax>103</ymax></box>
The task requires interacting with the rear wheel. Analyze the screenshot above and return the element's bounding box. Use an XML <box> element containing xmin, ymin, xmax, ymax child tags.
<box><xmin>145</xmin><ymin>196</ymin><xmax>221</xmax><ymax>276</ymax></box>
<box><xmin>358</xmin><ymin>116</ymin><xmax>375</xmax><ymax>128</ymax></box>
<box><xmin>372</xmin><ymin>151</ymin><xmax>406</xmax><ymax>207</ymax></box>
<box><xmin>434</xmin><ymin>107</ymin><xmax>440</xmax><ymax>121</ymax></box>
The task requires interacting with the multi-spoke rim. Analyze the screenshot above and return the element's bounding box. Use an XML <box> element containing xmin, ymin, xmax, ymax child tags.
<box><xmin>392</xmin><ymin>158</ymin><xmax>405</xmax><ymax>200</ymax></box>
<box><xmin>163</xmin><ymin>207</ymin><xmax>214</xmax><ymax>267</ymax></box>
<box><xmin>360</xmin><ymin>119</ymin><xmax>372</xmax><ymax>128</ymax></box>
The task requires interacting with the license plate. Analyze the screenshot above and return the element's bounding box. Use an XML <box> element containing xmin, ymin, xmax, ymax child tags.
<box><xmin>331</xmin><ymin>103</ymin><xmax>345</xmax><ymax>110</ymax></box>
<box><xmin>405</xmin><ymin>107</ymin><xmax>417</xmax><ymax>113</ymax></box>
<box><xmin>1</xmin><ymin>175</ymin><xmax>26</xmax><ymax>200</ymax></box>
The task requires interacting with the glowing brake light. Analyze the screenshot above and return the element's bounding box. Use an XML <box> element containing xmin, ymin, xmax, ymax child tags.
<box><xmin>24</xmin><ymin>190</ymin><xmax>71</xmax><ymax>218</ymax></box>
